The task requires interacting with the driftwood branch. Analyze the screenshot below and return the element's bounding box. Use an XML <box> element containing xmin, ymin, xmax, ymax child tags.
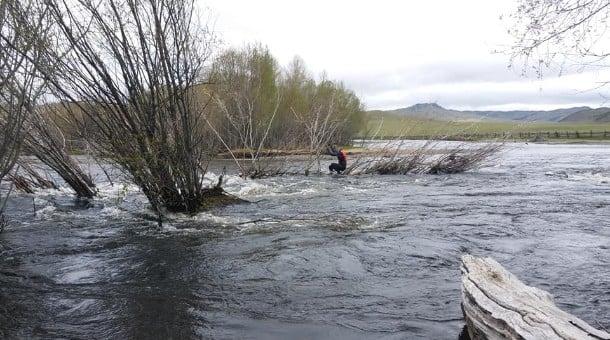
<box><xmin>461</xmin><ymin>254</ymin><xmax>610</xmax><ymax>340</ymax></box>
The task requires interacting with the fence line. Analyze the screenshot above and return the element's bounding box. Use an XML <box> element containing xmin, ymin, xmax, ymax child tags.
<box><xmin>65</xmin><ymin>139</ymin><xmax>89</xmax><ymax>152</ymax></box>
<box><xmin>357</xmin><ymin>130</ymin><xmax>610</xmax><ymax>141</ymax></box>
<box><xmin>66</xmin><ymin>131</ymin><xmax>610</xmax><ymax>152</ymax></box>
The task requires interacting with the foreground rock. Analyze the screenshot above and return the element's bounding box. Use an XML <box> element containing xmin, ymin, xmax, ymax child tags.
<box><xmin>460</xmin><ymin>254</ymin><xmax>610</xmax><ymax>340</ymax></box>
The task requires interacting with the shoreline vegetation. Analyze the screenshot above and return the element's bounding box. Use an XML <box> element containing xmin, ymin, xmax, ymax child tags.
<box><xmin>1</xmin><ymin>0</ymin><xmax>607</xmax><ymax>221</ymax></box>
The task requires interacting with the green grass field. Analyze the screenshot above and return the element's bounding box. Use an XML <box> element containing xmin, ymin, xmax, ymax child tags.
<box><xmin>359</xmin><ymin>113</ymin><xmax>610</xmax><ymax>141</ymax></box>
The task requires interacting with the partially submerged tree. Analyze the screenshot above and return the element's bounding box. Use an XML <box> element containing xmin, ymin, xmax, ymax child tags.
<box><xmin>23</xmin><ymin>105</ymin><xmax>97</xmax><ymax>198</ymax></box>
<box><xmin>0</xmin><ymin>0</ymin><xmax>45</xmax><ymax>183</ymax></box>
<box><xmin>348</xmin><ymin>140</ymin><xmax>434</xmax><ymax>175</ymax></box>
<box><xmin>8</xmin><ymin>158</ymin><xmax>59</xmax><ymax>194</ymax></box>
<box><xmin>427</xmin><ymin>142</ymin><xmax>505</xmax><ymax>174</ymax></box>
<box><xmin>38</xmin><ymin>0</ymin><xmax>224</xmax><ymax>217</ymax></box>
<box><xmin>0</xmin><ymin>0</ymin><xmax>50</xmax><ymax>222</ymax></box>
<box><xmin>347</xmin><ymin>141</ymin><xmax>505</xmax><ymax>176</ymax></box>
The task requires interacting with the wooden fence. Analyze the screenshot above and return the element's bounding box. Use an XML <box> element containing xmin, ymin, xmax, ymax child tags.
<box><xmin>516</xmin><ymin>130</ymin><xmax>610</xmax><ymax>139</ymax></box>
<box><xmin>65</xmin><ymin>139</ymin><xmax>90</xmax><ymax>153</ymax></box>
<box><xmin>357</xmin><ymin>130</ymin><xmax>610</xmax><ymax>141</ymax></box>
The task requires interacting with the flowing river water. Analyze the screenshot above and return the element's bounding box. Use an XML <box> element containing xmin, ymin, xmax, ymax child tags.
<box><xmin>0</xmin><ymin>142</ymin><xmax>609</xmax><ymax>339</ymax></box>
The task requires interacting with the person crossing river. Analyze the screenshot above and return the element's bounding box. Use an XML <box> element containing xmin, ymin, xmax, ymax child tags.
<box><xmin>327</xmin><ymin>144</ymin><xmax>347</xmax><ymax>174</ymax></box>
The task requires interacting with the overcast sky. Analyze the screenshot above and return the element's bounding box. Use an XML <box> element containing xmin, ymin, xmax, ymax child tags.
<box><xmin>202</xmin><ymin>0</ymin><xmax>610</xmax><ymax>111</ymax></box>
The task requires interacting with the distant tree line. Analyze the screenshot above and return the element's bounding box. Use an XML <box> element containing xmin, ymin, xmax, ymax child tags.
<box><xmin>0</xmin><ymin>0</ymin><xmax>365</xmax><ymax>219</ymax></box>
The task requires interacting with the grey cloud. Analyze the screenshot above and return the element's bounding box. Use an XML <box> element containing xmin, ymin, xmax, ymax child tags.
<box><xmin>362</xmin><ymin>79</ymin><xmax>609</xmax><ymax>111</ymax></box>
<box><xmin>341</xmin><ymin>58</ymin><xmax>522</xmax><ymax>96</ymax></box>
<box><xmin>337</xmin><ymin>58</ymin><xmax>610</xmax><ymax>110</ymax></box>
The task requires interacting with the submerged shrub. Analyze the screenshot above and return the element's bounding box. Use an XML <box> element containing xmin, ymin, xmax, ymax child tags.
<box><xmin>37</xmin><ymin>0</ymin><xmax>225</xmax><ymax>218</ymax></box>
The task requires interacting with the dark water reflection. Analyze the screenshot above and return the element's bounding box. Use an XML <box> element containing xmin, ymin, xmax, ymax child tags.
<box><xmin>1</xmin><ymin>142</ymin><xmax>609</xmax><ymax>339</ymax></box>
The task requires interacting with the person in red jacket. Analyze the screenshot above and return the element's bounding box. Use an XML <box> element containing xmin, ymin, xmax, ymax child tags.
<box><xmin>328</xmin><ymin>144</ymin><xmax>347</xmax><ymax>174</ymax></box>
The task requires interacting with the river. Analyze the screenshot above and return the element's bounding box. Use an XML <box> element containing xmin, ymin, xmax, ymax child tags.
<box><xmin>0</xmin><ymin>142</ymin><xmax>609</xmax><ymax>339</ymax></box>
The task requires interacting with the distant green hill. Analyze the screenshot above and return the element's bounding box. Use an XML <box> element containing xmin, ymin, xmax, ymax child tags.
<box><xmin>373</xmin><ymin>103</ymin><xmax>610</xmax><ymax>123</ymax></box>
<box><xmin>385</xmin><ymin>103</ymin><xmax>487</xmax><ymax>121</ymax></box>
<box><xmin>559</xmin><ymin>107</ymin><xmax>610</xmax><ymax>123</ymax></box>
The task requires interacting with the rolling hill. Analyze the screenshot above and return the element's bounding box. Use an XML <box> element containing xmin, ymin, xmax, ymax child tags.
<box><xmin>558</xmin><ymin>107</ymin><xmax>610</xmax><ymax>123</ymax></box>
<box><xmin>374</xmin><ymin>103</ymin><xmax>610</xmax><ymax>123</ymax></box>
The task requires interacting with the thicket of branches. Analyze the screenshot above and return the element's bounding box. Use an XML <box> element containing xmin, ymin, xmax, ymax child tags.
<box><xmin>346</xmin><ymin>140</ymin><xmax>505</xmax><ymax>175</ymax></box>
<box><xmin>23</xmin><ymin>105</ymin><xmax>97</xmax><ymax>198</ymax></box>
<box><xmin>506</xmin><ymin>0</ymin><xmax>610</xmax><ymax>80</ymax></box>
<box><xmin>0</xmin><ymin>0</ymin><xmax>97</xmax><ymax>200</ymax></box>
<box><xmin>34</xmin><ymin>0</ymin><xmax>222</xmax><ymax>217</ymax></box>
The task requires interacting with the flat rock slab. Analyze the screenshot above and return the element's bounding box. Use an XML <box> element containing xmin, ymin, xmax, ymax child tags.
<box><xmin>461</xmin><ymin>254</ymin><xmax>610</xmax><ymax>340</ymax></box>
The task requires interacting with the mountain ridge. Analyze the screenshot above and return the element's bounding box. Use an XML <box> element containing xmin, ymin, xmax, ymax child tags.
<box><xmin>373</xmin><ymin>103</ymin><xmax>610</xmax><ymax>123</ymax></box>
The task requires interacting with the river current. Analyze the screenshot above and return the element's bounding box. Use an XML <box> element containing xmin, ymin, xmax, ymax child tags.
<box><xmin>0</xmin><ymin>142</ymin><xmax>609</xmax><ymax>339</ymax></box>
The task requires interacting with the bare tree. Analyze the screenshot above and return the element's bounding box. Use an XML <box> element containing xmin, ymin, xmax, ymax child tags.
<box><xmin>0</xmin><ymin>0</ymin><xmax>50</xmax><ymax>224</ymax></box>
<box><xmin>210</xmin><ymin>44</ymin><xmax>285</xmax><ymax>178</ymax></box>
<box><xmin>297</xmin><ymin>78</ymin><xmax>364</xmax><ymax>175</ymax></box>
<box><xmin>506</xmin><ymin>0</ymin><xmax>610</xmax><ymax>79</ymax></box>
<box><xmin>36</xmin><ymin>0</ymin><xmax>222</xmax><ymax>217</ymax></box>
<box><xmin>212</xmin><ymin>93</ymin><xmax>283</xmax><ymax>178</ymax></box>
<box><xmin>293</xmin><ymin>91</ymin><xmax>344</xmax><ymax>175</ymax></box>
<box><xmin>0</xmin><ymin>0</ymin><xmax>45</xmax><ymax>182</ymax></box>
<box><xmin>2</xmin><ymin>0</ymin><xmax>97</xmax><ymax>199</ymax></box>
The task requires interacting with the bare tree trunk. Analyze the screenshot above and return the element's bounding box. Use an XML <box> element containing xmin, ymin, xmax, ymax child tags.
<box><xmin>214</xmin><ymin>91</ymin><xmax>284</xmax><ymax>178</ymax></box>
